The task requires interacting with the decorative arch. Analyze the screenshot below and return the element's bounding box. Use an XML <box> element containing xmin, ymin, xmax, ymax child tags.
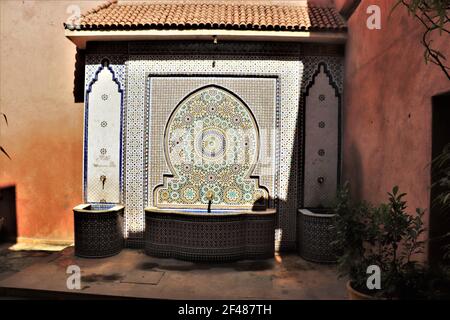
<box><xmin>154</xmin><ymin>85</ymin><xmax>269</xmax><ymax>209</ymax></box>
<box><xmin>301</xmin><ymin>62</ymin><xmax>341</xmax><ymax>207</ymax></box>
<box><xmin>84</xmin><ymin>59</ymin><xmax>124</xmax><ymax>204</ymax></box>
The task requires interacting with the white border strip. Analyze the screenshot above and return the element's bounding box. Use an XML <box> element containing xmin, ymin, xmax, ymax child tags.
<box><xmin>65</xmin><ymin>29</ymin><xmax>347</xmax><ymax>49</ymax></box>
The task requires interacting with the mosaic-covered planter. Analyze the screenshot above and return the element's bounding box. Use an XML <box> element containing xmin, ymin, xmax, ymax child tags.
<box><xmin>297</xmin><ymin>209</ymin><xmax>337</xmax><ymax>263</ymax></box>
<box><xmin>144</xmin><ymin>207</ymin><xmax>276</xmax><ymax>262</ymax></box>
<box><xmin>73</xmin><ymin>204</ymin><xmax>124</xmax><ymax>258</ymax></box>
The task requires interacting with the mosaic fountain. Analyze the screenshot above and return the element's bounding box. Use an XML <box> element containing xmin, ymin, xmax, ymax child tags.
<box><xmin>72</xmin><ymin>41</ymin><xmax>343</xmax><ymax>262</ymax></box>
<box><xmin>144</xmin><ymin>86</ymin><xmax>276</xmax><ymax>260</ymax></box>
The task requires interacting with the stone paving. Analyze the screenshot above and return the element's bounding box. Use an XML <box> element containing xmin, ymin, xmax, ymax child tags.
<box><xmin>0</xmin><ymin>245</ymin><xmax>347</xmax><ymax>299</ymax></box>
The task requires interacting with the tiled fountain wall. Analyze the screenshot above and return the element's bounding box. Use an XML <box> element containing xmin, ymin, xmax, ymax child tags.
<box><xmin>151</xmin><ymin>83</ymin><xmax>272</xmax><ymax>210</ymax></box>
<box><xmin>83</xmin><ymin>42</ymin><xmax>344</xmax><ymax>250</ymax></box>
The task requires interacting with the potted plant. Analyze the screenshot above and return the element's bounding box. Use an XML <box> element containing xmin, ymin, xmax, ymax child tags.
<box><xmin>332</xmin><ymin>183</ymin><xmax>428</xmax><ymax>299</ymax></box>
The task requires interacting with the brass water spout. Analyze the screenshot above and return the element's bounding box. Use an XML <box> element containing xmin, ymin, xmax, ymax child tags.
<box><xmin>100</xmin><ymin>175</ymin><xmax>107</xmax><ymax>189</ymax></box>
<box><xmin>206</xmin><ymin>191</ymin><xmax>214</xmax><ymax>213</ymax></box>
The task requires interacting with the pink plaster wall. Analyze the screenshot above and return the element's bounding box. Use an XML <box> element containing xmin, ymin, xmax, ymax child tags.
<box><xmin>0</xmin><ymin>1</ymin><xmax>104</xmax><ymax>242</ymax></box>
<box><xmin>334</xmin><ymin>0</ymin><xmax>350</xmax><ymax>12</ymax></box>
<box><xmin>341</xmin><ymin>0</ymin><xmax>450</xmax><ymax>239</ymax></box>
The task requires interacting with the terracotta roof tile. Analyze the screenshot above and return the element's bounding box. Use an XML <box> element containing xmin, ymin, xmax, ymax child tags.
<box><xmin>66</xmin><ymin>0</ymin><xmax>346</xmax><ymax>31</ymax></box>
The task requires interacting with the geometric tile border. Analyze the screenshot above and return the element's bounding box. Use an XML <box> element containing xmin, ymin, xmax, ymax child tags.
<box><xmin>84</xmin><ymin>42</ymin><xmax>344</xmax><ymax>250</ymax></box>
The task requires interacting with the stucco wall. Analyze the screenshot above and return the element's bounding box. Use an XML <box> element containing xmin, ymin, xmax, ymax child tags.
<box><xmin>0</xmin><ymin>1</ymin><xmax>104</xmax><ymax>242</ymax></box>
<box><xmin>342</xmin><ymin>0</ymin><xmax>449</xmax><ymax>238</ymax></box>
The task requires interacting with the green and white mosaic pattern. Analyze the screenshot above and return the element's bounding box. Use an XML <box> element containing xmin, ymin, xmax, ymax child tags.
<box><xmin>155</xmin><ymin>86</ymin><xmax>268</xmax><ymax>209</ymax></box>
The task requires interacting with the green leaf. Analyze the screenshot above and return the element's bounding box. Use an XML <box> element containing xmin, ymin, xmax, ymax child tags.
<box><xmin>443</xmin><ymin>193</ymin><xmax>450</xmax><ymax>204</ymax></box>
<box><xmin>393</xmin><ymin>186</ymin><xmax>399</xmax><ymax>195</ymax></box>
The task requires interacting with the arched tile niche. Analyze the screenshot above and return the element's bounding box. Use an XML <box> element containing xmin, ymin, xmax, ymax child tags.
<box><xmin>303</xmin><ymin>64</ymin><xmax>341</xmax><ymax>207</ymax></box>
<box><xmin>84</xmin><ymin>59</ymin><xmax>123</xmax><ymax>204</ymax></box>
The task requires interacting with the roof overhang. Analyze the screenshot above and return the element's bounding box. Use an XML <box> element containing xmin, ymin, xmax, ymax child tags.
<box><xmin>65</xmin><ymin>29</ymin><xmax>347</xmax><ymax>49</ymax></box>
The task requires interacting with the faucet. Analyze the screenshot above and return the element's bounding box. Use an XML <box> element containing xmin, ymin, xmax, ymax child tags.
<box><xmin>206</xmin><ymin>191</ymin><xmax>214</xmax><ymax>213</ymax></box>
<box><xmin>100</xmin><ymin>175</ymin><xmax>107</xmax><ymax>189</ymax></box>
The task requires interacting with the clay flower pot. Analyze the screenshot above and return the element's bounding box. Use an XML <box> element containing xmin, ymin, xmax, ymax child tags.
<box><xmin>346</xmin><ymin>281</ymin><xmax>378</xmax><ymax>300</ymax></box>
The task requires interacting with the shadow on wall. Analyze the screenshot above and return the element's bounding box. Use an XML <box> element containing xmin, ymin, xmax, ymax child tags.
<box><xmin>73</xmin><ymin>48</ymin><xmax>86</xmax><ymax>103</ymax></box>
<box><xmin>0</xmin><ymin>186</ymin><xmax>17</xmax><ymax>243</ymax></box>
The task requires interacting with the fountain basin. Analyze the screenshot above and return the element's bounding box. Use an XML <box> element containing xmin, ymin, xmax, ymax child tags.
<box><xmin>297</xmin><ymin>209</ymin><xmax>337</xmax><ymax>263</ymax></box>
<box><xmin>144</xmin><ymin>207</ymin><xmax>276</xmax><ymax>262</ymax></box>
<box><xmin>73</xmin><ymin>204</ymin><xmax>124</xmax><ymax>258</ymax></box>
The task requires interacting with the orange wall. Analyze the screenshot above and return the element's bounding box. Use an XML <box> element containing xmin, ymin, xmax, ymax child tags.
<box><xmin>0</xmin><ymin>1</ymin><xmax>104</xmax><ymax>241</ymax></box>
<box><xmin>342</xmin><ymin>0</ymin><xmax>449</xmax><ymax>233</ymax></box>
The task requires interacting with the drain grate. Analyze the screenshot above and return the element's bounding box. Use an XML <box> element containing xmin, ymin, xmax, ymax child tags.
<box><xmin>120</xmin><ymin>271</ymin><xmax>165</xmax><ymax>285</ymax></box>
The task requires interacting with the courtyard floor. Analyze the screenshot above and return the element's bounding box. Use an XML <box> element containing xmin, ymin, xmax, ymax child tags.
<box><xmin>0</xmin><ymin>243</ymin><xmax>347</xmax><ymax>299</ymax></box>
